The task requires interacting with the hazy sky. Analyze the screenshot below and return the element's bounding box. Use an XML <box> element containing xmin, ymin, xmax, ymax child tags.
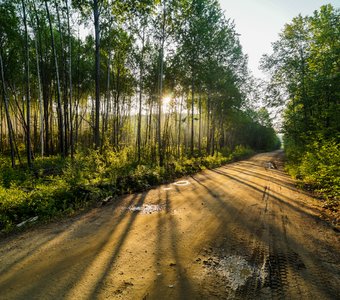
<box><xmin>219</xmin><ymin>0</ymin><xmax>339</xmax><ymax>78</ymax></box>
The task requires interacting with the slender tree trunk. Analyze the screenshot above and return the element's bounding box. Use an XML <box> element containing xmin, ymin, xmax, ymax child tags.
<box><xmin>22</xmin><ymin>0</ymin><xmax>32</xmax><ymax>167</ymax></box>
<box><xmin>33</xmin><ymin>110</ymin><xmax>38</xmax><ymax>152</ymax></box>
<box><xmin>0</xmin><ymin>100</ymin><xmax>3</xmax><ymax>152</ymax></box>
<box><xmin>198</xmin><ymin>90</ymin><xmax>201</xmax><ymax>155</ymax></box>
<box><xmin>33</xmin><ymin>1</ymin><xmax>49</xmax><ymax>155</ymax></box>
<box><xmin>29</xmin><ymin>2</ymin><xmax>44</xmax><ymax>157</ymax></box>
<box><xmin>93</xmin><ymin>0</ymin><xmax>100</xmax><ymax>149</ymax></box>
<box><xmin>55</xmin><ymin>0</ymin><xmax>70</xmax><ymax>156</ymax></box>
<box><xmin>34</xmin><ymin>29</ymin><xmax>44</xmax><ymax>157</ymax></box>
<box><xmin>206</xmin><ymin>93</ymin><xmax>210</xmax><ymax>154</ymax></box>
<box><xmin>211</xmin><ymin>109</ymin><xmax>216</xmax><ymax>156</ymax></box>
<box><xmin>0</xmin><ymin>53</ymin><xmax>15</xmax><ymax>167</ymax></box>
<box><xmin>158</xmin><ymin>0</ymin><xmax>166</xmax><ymax>166</ymax></box>
<box><xmin>55</xmin><ymin>0</ymin><xmax>68</xmax><ymax>155</ymax></box>
<box><xmin>177</xmin><ymin>95</ymin><xmax>183</xmax><ymax>157</ymax></box>
<box><xmin>114</xmin><ymin>62</ymin><xmax>121</xmax><ymax>148</ymax></box>
<box><xmin>45</xmin><ymin>0</ymin><xmax>64</xmax><ymax>156</ymax></box>
<box><xmin>190</xmin><ymin>76</ymin><xmax>194</xmax><ymax>156</ymax></box>
<box><xmin>137</xmin><ymin>27</ymin><xmax>145</xmax><ymax>162</ymax></box>
<box><xmin>102</xmin><ymin>51</ymin><xmax>111</xmax><ymax>145</ymax></box>
<box><xmin>65</xmin><ymin>0</ymin><xmax>73</xmax><ymax>158</ymax></box>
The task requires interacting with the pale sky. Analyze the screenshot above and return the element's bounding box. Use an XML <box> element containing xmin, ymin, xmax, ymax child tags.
<box><xmin>219</xmin><ymin>0</ymin><xmax>340</xmax><ymax>78</ymax></box>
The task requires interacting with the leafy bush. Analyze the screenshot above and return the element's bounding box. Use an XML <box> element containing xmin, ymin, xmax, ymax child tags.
<box><xmin>285</xmin><ymin>135</ymin><xmax>339</xmax><ymax>200</ymax></box>
<box><xmin>298</xmin><ymin>139</ymin><xmax>339</xmax><ymax>199</ymax></box>
<box><xmin>231</xmin><ymin>145</ymin><xmax>254</xmax><ymax>160</ymax></box>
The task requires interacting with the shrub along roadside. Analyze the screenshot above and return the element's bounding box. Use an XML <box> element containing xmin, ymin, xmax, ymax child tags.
<box><xmin>0</xmin><ymin>146</ymin><xmax>254</xmax><ymax>234</ymax></box>
<box><xmin>284</xmin><ymin>137</ymin><xmax>340</xmax><ymax>206</ymax></box>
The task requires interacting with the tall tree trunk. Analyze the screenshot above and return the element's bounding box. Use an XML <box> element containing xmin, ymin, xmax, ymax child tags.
<box><xmin>198</xmin><ymin>90</ymin><xmax>201</xmax><ymax>155</ymax></box>
<box><xmin>0</xmin><ymin>100</ymin><xmax>3</xmax><ymax>152</ymax></box>
<box><xmin>158</xmin><ymin>0</ymin><xmax>166</xmax><ymax>166</ymax></box>
<box><xmin>206</xmin><ymin>93</ymin><xmax>211</xmax><ymax>154</ymax></box>
<box><xmin>33</xmin><ymin>27</ymin><xmax>44</xmax><ymax>157</ymax></box>
<box><xmin>137</xmin><ymin>27</ymin><xmax>145</xmax><ymax>162</ymax></box>
<box><xmin>65</xmin><ymin>0</ymin><xmax>73</xmax><ymax>158</ymax></box>
<box><xmin>177</xmin><ymin>95</ymin><xmax>183</xmax><ymax>157</ymax></box>
<box><xmin>45</xmin><ymin>0</ymin><xmax>64</xmax><ymax>156</ymax></box>
<box><xmin>30</xmin><ymin>2</ymin><xmax>44</xmax><ymax>157</ymax></box>
<box><xmin>33</xmin><ymin>110</ymin><xmax>38</xmax><ymax>153</ymax></box>
<box><xmin>190</xmin><ymin>76</ymin><xmax>194</xmax><ymax>156</ymax></box>
<box><xmin>22</xmin><ymin>0</ymin><xmax>32</xmax><ymax>167</ymax></box>
<box><xmin>33</xmin><ymin>1</ymin><xmax>49</xmax><ymax>155</ymax></box>
<box><xmin>93</xmin><ymin>0</ymin><xmax>100</xmax><ymax>149</ymax></box>
<box><xmin>102</xmin><ymin>51</ymin><xmax>111</xmax><ymax>145</ymax></box>
<box><xmin>0</xmin><ymin>53</ymin><xmax>15</xmax><ymax>168</ymax></box>
<box><xmin>54</xmin><ymin>0</ymin><xmax>69</xmax><ymax>156</ymax></box>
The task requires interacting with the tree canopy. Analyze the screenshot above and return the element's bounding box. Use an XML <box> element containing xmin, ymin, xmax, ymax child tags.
<box><xmin>261</xmin><ymin>4</ymin><xmax>339</xmax><ymax>199</ymax></box>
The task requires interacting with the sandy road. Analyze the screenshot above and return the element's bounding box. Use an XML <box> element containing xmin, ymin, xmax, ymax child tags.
<box><xmin>0</xmin><ymin>151</ymin><xmax>339</xmax><ymax>299</ymax></box>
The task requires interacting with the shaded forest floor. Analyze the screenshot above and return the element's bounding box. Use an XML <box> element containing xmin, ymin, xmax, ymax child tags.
<box><xmin>0</xmin><ymin>151</ymin><xmax>339</xmax><ymax>299</ymax></box>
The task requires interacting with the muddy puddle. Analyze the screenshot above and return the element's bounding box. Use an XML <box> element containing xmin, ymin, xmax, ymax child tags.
<box><xmin>173</xmin><ymin>180</ymin><xmax>190</xmax><ymax>186</ymax></box>
<box><xmin>201</xmin><ymin>253</ymin><xmax>268</xmax><ymax>292</ymax></box>
<box><xmin>122</xmin><ymin>204</ymin><xmax>165</xmax><ymax>214</ymax></box>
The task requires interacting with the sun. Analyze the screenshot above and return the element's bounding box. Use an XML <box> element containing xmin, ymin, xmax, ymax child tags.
<box><xmin>162</xmin><ymin>96</ymin><xmax>171</xmax><ymax>106</ymax></box>
<box><xmin>162</xmin><ymin>95</ymin><xmax>172</xmax><ymax>111</ymax></box>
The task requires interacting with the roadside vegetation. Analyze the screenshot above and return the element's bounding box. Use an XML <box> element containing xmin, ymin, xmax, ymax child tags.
<box><xmin>0</xmin><ymin>145</ymin><xmax>261</xmax><ymax>233</ymax></box>
<box><xmin>261</xmin><ymin>5</ymin><xmax>339</xmax><ymax>206</ymax></box>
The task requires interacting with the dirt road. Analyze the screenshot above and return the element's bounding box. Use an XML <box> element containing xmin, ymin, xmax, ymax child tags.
<box><xmin>0</xmin><ymin>151</ymin><xmax>339</xmax><ymax>299</ymax></box>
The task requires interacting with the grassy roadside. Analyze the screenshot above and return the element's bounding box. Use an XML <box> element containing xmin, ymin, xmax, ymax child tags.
<box><xmin>0</xmin><ymin>146</ymin><xmax>254</xmax><ymax>234</ymax></box>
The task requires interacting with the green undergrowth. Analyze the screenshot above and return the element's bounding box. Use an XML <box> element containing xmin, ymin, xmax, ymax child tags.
<box><xmin>0</xmin><ymin>145</ymin><xmax>253</xmax><ymax>233</ymax></box>
<box><xmin>285</xmin><ymin>137</ymin><xmax>339</xmax><ymax>208</ymax></box>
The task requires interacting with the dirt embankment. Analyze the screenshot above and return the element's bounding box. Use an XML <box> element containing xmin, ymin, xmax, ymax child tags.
<box><xmin>0</xmin><ymin>151</ymin><xmax>339</xmax><ymax>299</ymax></box>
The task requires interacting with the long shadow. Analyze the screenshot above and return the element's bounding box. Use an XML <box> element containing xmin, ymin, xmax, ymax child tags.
<box><xmin>197</xmin><ymin>168</ymin><xmax>324</xmax><ymax>234</ymax></box>
<box><xmin>228</xmin><ymin>164</ymin><xmax>313</xmax><ymax>198</ymax></box>
<box><xmin>192</xmin><ymin>171</ymin><xmax>332</xmax><ymax>258</ymax></box>
<box><xmin>190</xmin><ymin>173</ymin><xmax>340</xmax><ymax>299</ymax></box>
<box><xmin>88</xmin><ymin>191</ymin><xmax>148</xmax><ymax>298</ymax></box>
<box><xmin>0</xmin><ymin>195</ymin><xmax>133</xmax><ymax>278</ymax></box>
<box><xmin>165</xmin><ymin>189</ymin><xmax>195</xmax><ymax>298</ymax></box>
<box><xmin>148</xmin><ymin>186</ymin><xmax>197</xmax><ymax>298</ymax></box>
<box><xmin>0</xmin><ymin>214</ymin><xmax>97</xmax><ymax>281</ymax></box>
<box><xmin>4</xmin><ymin>194</ymin><xmax>140</xmax><ymax>299</ymax></box>
<box><xmin>150</xmin><ymin>188</ymin><xmax>168</xmax><ymax>296</ymax></box>
<box><xmin>0</xmin><ymin>231</ymin><xmax>57</xmax><ymax>275</ymax></box>
<box><xmin>228</xmin><ymin>165</ymin><xmax>295</xmax><ymax>189</ymax></box>
<box><xmin>191</xmin><ymin>174</ymin><xmax>260</xmax><ymax>238</ymax></box>
<box><xmin>197</xmin><ymin>159</ymin><xmax>340</xmax><ymax>299</ymax></box>
<box><xmin>209</xmin><ymin>169</ymin><xmax>323</xmax><ymax>221</ymax></box>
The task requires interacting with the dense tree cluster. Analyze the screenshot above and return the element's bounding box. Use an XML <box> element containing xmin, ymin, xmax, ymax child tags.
<box><xmin>261</xmin><ymin>5</ymin><xmax>339</xmax><ymax>198</ymax></box>
<box><xmin>0</xmin><ymin>0</ymin><xmax>279</xmax><ymax>168</ymax></box>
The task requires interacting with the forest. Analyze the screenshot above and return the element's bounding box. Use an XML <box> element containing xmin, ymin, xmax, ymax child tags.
<box><xmin>0</xmin><ymin>0</ymin><xmax>338</xmax><ymax>233</ymax></box>
<box><xmin>261</xmin><ymin>4</ymin><xmax>339</xmax><ymax>204</ymax></box>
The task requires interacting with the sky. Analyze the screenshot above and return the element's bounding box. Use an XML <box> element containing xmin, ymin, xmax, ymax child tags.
<box><xmin>219</xmin><ymin>0</ymin><xmax>340</xmax><ymax>78</ymax></box>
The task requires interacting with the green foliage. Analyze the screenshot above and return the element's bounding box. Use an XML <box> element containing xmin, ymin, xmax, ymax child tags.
<box><xmin>262</xmin><ymin>5</ymin><xmax>339</xmax><ymax>201</ymax></box>
<box><xmin>0</xmin><ymin>146</ymin><xmax>256</xmax><ymax>233</ymax></box>
<box><xmin>286</xmin><ymin>137</ymin><xmax>340</xmax><ymax>199</ymax></box>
